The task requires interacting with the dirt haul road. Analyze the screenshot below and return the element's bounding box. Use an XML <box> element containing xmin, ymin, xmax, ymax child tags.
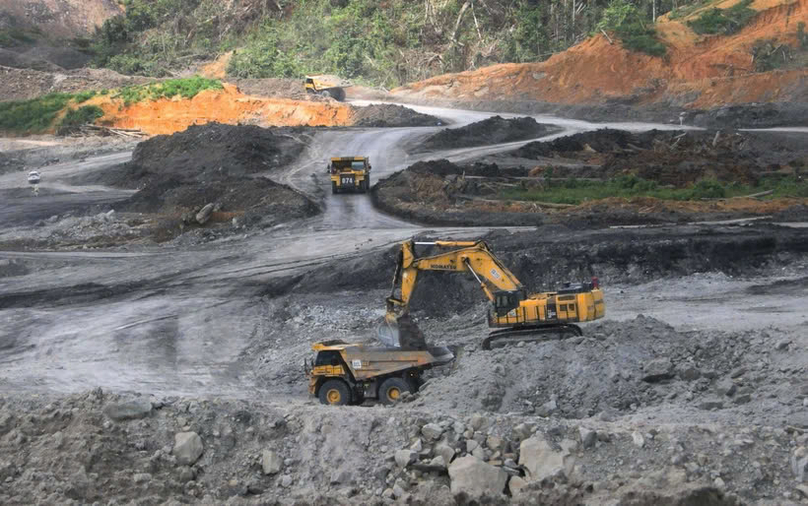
<box><xmin>0</xmin><ymin>104</ymin><xmax>806</xmax><ymax>505</ymax></box>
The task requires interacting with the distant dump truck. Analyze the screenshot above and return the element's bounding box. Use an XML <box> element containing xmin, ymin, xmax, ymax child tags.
<box><xmin>305</xmin><ymin>340</ymin><xmax>454</xmax><ymax>405</ymax></box>
<box><xmin>328</xmin><ymin>156</ymin><xmax>371</xmax><ymax>194</ymax></box>
<box><xmin>304</xmin><ymin>75</ymin><xmax>348</xmax><ymax>101</ymax></box>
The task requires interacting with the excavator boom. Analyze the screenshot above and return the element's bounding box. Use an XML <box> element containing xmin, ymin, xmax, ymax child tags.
<box><xmin>378</xmin><ymin>239</ymin><xmax>605</xmax><ymax>349</ymax></box>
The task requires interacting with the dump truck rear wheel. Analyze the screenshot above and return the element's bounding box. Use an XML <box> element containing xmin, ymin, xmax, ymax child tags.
<box><xmin>320</xmin><ymin>90</ymin><xmax>332</xmax><ymax>99</ymax></box>
<box><xmin>319</xmin><ymin>379</ymin><xmax>350</xmax><ymax>406</ymax></box>
<box><xmin>378</xmin><ymin>377</ymin><xmax>411</xmax><ymax>405</ymax></box>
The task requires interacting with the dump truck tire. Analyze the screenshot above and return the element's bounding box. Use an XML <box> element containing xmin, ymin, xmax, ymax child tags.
<box><xmin>378</xmin><ymin>377</ymin><xmax>411</xmax><ymax>405</ymax></box>
<box><xmin>331</xmin><ymin>87</ymin><xmax>346</xmax><ymax>101</ymax></box>
<box><xmin>331</xmin><ymin>182</ymin><xmax>338</xmax><ymax>194</ymax></box>
<box><xmin>319</xmin><ymin>379</ymin><xmax>350</xmax><ymax>406</ymax></box>
<box><xmin>320</xmin><ymin>90</ymin><xmax>332</xmax><ymax>99</ymax></box>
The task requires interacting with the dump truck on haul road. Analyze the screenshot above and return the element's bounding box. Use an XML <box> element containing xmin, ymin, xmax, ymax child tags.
<box><xmin>305</xmin><ymin>340</ymin><xmax>454</xmax><ymax>405</ymax></box>
<box><xmin>304</xmin><ymin>75</ymin><xmax>348</xmax><ymax>101</ymax></box>
<box><xmin>328</xmin><ymin>156</ymin><xmax>371</xmax><ymax>193</ymax></box>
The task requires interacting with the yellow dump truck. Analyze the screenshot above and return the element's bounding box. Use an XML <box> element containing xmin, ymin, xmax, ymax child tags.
<box><xmin>304</xmin><ymin>75</ymin><xmax>348</xmax><ymax>101</ymax></box>
<box><xmin>305</xmin><ymin>340</ymin><xmax>454</xmax><ymax>405</ymax></box>
<box><xmin>328</xmin><ymin>156</ymin><xmax>371</xmax><ymax>194</ymax></box>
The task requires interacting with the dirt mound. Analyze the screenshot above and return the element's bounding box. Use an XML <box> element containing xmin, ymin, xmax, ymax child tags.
<box><xmin>0</xmin><ymin>48</ymin><xmax>63</xmax><ymax>72</ymax></box>
<box><xmin>230</xmin><ymin>77</ymin><xmax>307</xmax><ymax>100</ymax></box>
<box><xmin>372</xmin><ymin>159</ymin><xmax>544</xmax><ymax>226</ymax></box>
<box><xmin>414</xmin><ymin>315</ymin><xmax>765</xmax><ymax>417</ymax></box>
<box><xmin>516</xmin><ymin>128</ymin><xmax>807</xmax><ymax>187</ymax></box>
<box><xmin>351</xmin><ymin>104</ymin><xmax>441</xmax><ymax>127</ymax></box>
<box><xmin>420</xmin><ymin>116</ymin><xmax>557</xmax><ymax>151</ymax></box>
<box><xmin>87</xmin><ymin>123</ymin><xmax>307</xmax><ymax>189</ymax></box>
<box><xmin>20</xmin><ymin>46</ymin><xmax>91</xmax><ymax>70</ymax></box>
<box><xmin>74</xmin><ymin>123</ymin><xmax>318</xmax><ymax>239</ymax></box>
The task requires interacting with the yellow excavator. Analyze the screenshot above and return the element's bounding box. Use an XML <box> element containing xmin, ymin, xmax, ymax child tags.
<box><xmin>378</xmin><ymin>240</ymin><xmax>605</xmax><ymax>350</ymax></box>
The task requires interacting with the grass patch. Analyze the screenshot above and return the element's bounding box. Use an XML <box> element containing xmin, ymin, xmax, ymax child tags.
<box><xmin>499</xmin><ymin>175</ymin><xmax>808</xmax><ymax>205</ymax></box>
<box><xmin>688</xmin><ymin>0</ymin><xmax>756</xmax><ymax>35</ymax></box>
<box><xmin>57</xmin><ymin>105</ymin><xmax>104</xmax><ymax>134</ymax></box>
<box><xmin>113</xmin><ymin>77</ymin><xmax>223</xmax><ymax>106</ymax></box>
<box><xmin>0</xmin><ymin>93</ymin><xmax>74</xmax><ymax>134</ymax></box>
<box><xmin>74</xmin><ymin>90</ymin><xmax>97</xmax><ymax>103</ymax></box>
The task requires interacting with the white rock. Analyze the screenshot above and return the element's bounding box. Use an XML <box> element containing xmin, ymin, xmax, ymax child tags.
<box><xmin>632</xmin><ymin>431</ymin><xmax>646</xmax><ymax>448</ymax></box>
<box><xmin>448</xmin><ymin>455</ymin><xmax>507</xmax><ymax>498</ymax></box>
<box><xmin>395</xmin><ymin>449</ymin><xmax>417</xmax><ymax>468</ymax></box>
<box><xmin>435</xmin><ymin>442</ymin><xmax>455</xmax><ymax>465</ymax></box>
<box><xmin>173</xmin><ymin>432</ymin><xmax>203</xmax><ymax>466</ymax></box>
<box><xmin>421</xmin><ymin>423</ymin><xmax>444</xmax><ymax>440</ymax></box>
<box><xmin>196</xmin><ymin>203</ymin><xmax>215</xmax><ymax>224</ymax></box>
<box><xmin>428</xmin><ymin>455</ymin><xmax>446</xmax><ymax>469</ymax></box>
<box><xmin>509</xmin><ymin>475</ymin><xmax>528</xmax><ymax>496</ymax></box>
<box><xmin>579</xmin><ymin>427</ymin><xmax>597</xmax><ymax>449</ymax></box>
<box><xmin>103</xmin><ymin>398</ymin><xmax>152</xmax><ymax>421</ymax></box>
<box><xmin>262</xmin><ymin>450</ymin><xmax>282</xmax><ymax>475</ymax></box>
<box><xmin>519</xmin><ymin>436</ymin><xmax>565</xmax><ymax>482</ymax></box>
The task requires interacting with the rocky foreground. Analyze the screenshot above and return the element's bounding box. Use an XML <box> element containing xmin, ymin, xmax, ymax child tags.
<box><xmin>1</xmin><ymin>386</ymin><xmax>806</xmax><ymax>505</ymax></box>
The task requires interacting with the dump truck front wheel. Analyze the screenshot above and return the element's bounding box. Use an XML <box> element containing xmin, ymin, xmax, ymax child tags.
<box><xmin>331</xmin><ymin>182</ymin><xmax>338</xmax><ymax>194</ymax></box>
<box><xmin>378</xmin><ymin>377</ymin><xmax>411</xmax><ymax>405</ymax></box>
<box><xmin>319</xmin><ymin>379</ymin><xmax>350</xmax><ymax>406</ymax></box>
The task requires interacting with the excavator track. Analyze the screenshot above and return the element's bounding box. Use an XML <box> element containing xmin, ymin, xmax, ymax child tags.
<box><xmin>482</xmin><ymin>324</ymin><xmax>583</xmax><ymax>350</ymax></box>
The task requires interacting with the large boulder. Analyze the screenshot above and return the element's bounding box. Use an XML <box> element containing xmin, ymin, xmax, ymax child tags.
<box><xmin>262</xmin><ymin>450</ymin><xmax>282</xmax><ymax>475</ymax></box>
<box><xmin>173</xmin><ymin>432</ymin><xmax>204</xmax><ymax>465</ymax></box>
<box><xmin>642</xmin><ymin>358</ymin><xmax>674</xmax><ymax>382</ymax></box>
<box><xmin>519</xmin><ymin>436</ymin><xmax>566</xmax><ymax>482</ymax></box>
<box><xmin>103</xmin><ymin>398</ymin><xmax>152</xmax><ymax>421</ymax></box>
<box><xmin>448</xmin><ymin>455</ymin><xmax>507</xmax><ymax>498</ymax></box>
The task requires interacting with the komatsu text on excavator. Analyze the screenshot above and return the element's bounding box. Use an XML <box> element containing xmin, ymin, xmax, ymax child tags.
<box><xmin>378</xmin><ymin>240</ymin><xmax>605</xmax><ymax>350</ymax></box>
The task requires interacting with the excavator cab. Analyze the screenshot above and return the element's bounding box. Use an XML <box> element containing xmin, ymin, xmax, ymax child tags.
<box><xmin>492</xmin><ymin>290</ymin><xmax>525</xmax><ymax>317</ymax></box>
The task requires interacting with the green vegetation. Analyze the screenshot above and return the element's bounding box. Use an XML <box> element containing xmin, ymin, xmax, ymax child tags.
<box><xmin>0</xmin><ymin>93</ymin><xmax>74</xmax><ymax>134</ymax></box>
<box><xmin>57</xmin><ymin>105</ymin><xmax>105</xmax><ymax>134</ymax></box>
<box><xmin>597</xmin><ymin>0</ymin><xmax>667</xmax><ymax>56</ymax></box>
<box><xmin>499</xmin><ymin>175</ymin><xmax>808</xmax><ymax>205</ymax></box>
<box><xmin>113</xmin><ymin>77</ymin><xmax>223</xmax><ymax>106</ymax></box>
<box><xmin>74</xmin><ymin>90</ymin><xmax>98</xmax><ymax>103</ymax></box>
<box><xmin>91</xmin><ymin>0</ymin><xmax>698</xmax><ymax>85</ymax></box>
<box><xmin>751</xmin><ymin>23</ymin><xmax>808</xmax><ymax>72</ymax></box>
<box><xmin>687</xmin><ymin>0</ymin><xmax>756</xmax><ymax>35</ymax></box>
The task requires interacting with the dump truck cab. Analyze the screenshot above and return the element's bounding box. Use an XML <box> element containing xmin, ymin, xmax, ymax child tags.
<box><xmin>304</xmin><ymin>75</ymin><xmax>348</xmax><ymax>101</ymax></box>
<box><xmin>328</xmin><ymin>156</ymin><xmax>371</xmax><ymax>194</ymax></box>
<box><xmin>305</xmin><ymin>340</ymin><xmax>454</xmax><ymax>405</ymax></box>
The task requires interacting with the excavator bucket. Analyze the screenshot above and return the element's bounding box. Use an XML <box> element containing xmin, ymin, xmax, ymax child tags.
<box><xmin>376</xmin><ymin>313</ymin><xmax>428</xmax><ymax>350</ymax></box>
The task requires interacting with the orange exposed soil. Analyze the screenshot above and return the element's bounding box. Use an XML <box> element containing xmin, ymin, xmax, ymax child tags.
<box><xmin>91</xmin><ymin>84</ymin><xmax>353</xmax><ymax>135</ymax></box>
<box><xmin>393</xmin><ymin>0</ymin><xmax>808</xmax><ymax>108</ymax></box>
<box><xmin>200</xmin><ymin>52</ymin><xmax>233</xmax><ymax>80</ymax></box>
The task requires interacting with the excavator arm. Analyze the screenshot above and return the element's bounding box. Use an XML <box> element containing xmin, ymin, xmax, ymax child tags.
<box><xmin>386</xmin><ymin>240</ymin><xmax>525</xmax><ymax>314</ymax></box>
<box><xmin>380</xmin><ymin>240</ymin><xmax>530</xmax><ymax>348</ymax></box>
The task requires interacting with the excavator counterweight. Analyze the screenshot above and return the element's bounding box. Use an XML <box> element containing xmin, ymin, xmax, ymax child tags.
<box><xmin>380</xmin><ymin>240</ymin><xmax>605</xmax><ymax>349</ymax></box>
